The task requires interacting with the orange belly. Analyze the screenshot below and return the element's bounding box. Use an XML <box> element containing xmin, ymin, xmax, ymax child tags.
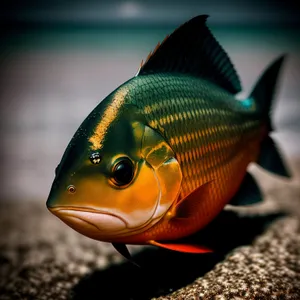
<box><xmin>112</xmin><ymin>131</ymin><xmax>261</xmax><ymax>244</ymax></box>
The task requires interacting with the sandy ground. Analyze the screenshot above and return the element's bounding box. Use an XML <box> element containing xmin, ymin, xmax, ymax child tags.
<box><xmin>0</xmin><ymin>160</ymin><xmax>299</xmax><ymax>300</ymax></box>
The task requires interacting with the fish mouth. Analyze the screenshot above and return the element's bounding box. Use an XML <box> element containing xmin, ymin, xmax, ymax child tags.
<box><xmin>48</xmin><ymin>206</ymin><xmax>128</xmax><ymax>235</ymax></box>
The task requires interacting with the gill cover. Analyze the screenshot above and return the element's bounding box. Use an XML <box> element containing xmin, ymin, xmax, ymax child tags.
<box><xmin>85</xmin><ymin>117</ymin><xmax>183</xmax><ymax>234</ymax></box>
<box><xmin>47</xmin><ymin>87</ymin><xmax>182</xmax><ymax>240</ymax></box>
<box><xmin>69</xmin><ymin>120</ymin><xmax>183</xmax><ymax>236</ymax></box>
<box><xmin>70</xmin><ymin>121</ymin><xmax>183</xmax><ymax>236</ymax></box>
<box><xmin>141</xmin><ymin>125</ymin><xmax>182</xmax><ymax>221</ymax></box>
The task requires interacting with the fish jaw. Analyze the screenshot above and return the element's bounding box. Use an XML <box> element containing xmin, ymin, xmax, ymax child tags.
<box><xmin>48</xmin><ymin>207</ymin><xmax>128</xmax><ymax>240</ymax></box>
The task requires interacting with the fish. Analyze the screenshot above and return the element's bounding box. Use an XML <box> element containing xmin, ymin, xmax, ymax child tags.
<box><xmin>46</xmin><ymin>15</ymin><xmax>291</xmax><ymax>259</ymax></box>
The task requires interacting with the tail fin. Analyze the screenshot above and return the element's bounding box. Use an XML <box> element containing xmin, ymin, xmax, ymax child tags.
<box><xmin>250</xmin><ymin>55</ymin><xmax>291</xmax><ymax>178</ymax></box>
<box><xmin>250</xmin><ymin>55</ymin><xmax>285</xmax><ymax>132</ymax></box>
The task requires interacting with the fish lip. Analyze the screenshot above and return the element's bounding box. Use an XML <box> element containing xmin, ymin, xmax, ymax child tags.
<box><xmin>48</xmin><ymin>206</ymin><xmax>129</xmax><ymax>229</ymax></box>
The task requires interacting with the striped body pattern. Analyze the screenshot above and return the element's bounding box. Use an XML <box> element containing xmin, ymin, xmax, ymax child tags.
<box><xmin>132</xmin><ymin>74</ymin><xmax>260</xmax><ymax>195</ymax></box>
<box><xmin>47</xmin><ymin>15</ymin><xmax>290</xmax><ymax>255</ymax></box>
<box><xmin>119</xmin><ymin>74</ymin><xmax>262</xmax><ymax>241</ymax></box>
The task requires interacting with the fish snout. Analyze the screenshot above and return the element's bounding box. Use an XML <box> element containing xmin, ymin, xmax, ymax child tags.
<box><xmin>49</xmin><ymin>207</ymin><xmax>128</xmax><ymax>238</ymax></box>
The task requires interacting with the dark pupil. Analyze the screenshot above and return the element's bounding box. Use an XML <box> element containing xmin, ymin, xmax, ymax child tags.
<box><xmin>113</xmin><ymin>159</ymin><xmax>134</xmax><ymax>186</ymax></box>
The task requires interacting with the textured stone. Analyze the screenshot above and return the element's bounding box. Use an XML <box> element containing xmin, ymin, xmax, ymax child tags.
<box><xmin>0</xmin><ymin>163</ymin><xmax>299</xmax><ymax>300</ymax></box>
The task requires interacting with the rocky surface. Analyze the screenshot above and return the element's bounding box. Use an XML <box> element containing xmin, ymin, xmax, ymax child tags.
<box><xmin>0</xmin><ymin>163</ymin><xmax>299</xmax><ymax>300</ymax></box>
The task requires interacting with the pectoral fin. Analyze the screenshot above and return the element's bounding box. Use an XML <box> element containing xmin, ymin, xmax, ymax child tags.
<box><xmin>149</xmin><ymin>240</ymin><xmax>213</xmax><ymax>253</ymax></box>
<box><xmin>170</xmin><ymin>180</ymin><xmax>213</xmax><ymax>220</ymax></box>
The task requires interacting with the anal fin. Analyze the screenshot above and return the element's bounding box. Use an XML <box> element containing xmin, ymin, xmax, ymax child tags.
<box><xmin>230</xmin><ymin>172</ymin><xmax>262</xmax><ymax>206</ymax></box>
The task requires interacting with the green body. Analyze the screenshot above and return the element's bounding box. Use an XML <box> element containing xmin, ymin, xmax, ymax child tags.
<box><xmin>47</xmin><ymin>15</ymin><xmax>290</xmax><ymax>253</ymax></box>
<box><xmin>123</xmin><ymin>73</ymin><xmax>261</xmax><ymax>199</ymax></box>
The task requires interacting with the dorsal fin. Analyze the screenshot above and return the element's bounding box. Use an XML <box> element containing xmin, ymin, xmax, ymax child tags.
<box><xmin>137</xmin><ymin>15</ymin><xmax>242</xmax><ymax>94</ymax></box>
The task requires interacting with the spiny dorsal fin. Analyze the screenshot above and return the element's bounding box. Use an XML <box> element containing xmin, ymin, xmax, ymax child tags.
<box><xmin>137</xmin><ymin>15</ymin><xmax>242</xmax><ymax>94</ymax></box>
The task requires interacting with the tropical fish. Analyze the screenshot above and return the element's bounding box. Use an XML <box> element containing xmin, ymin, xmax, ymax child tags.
<box><xmin>47</xmin><ymin>15</ymin><xmax>290</xmax><ymax>259</ymax></box>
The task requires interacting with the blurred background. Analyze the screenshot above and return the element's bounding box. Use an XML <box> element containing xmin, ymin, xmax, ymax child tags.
<box><xmin>1</xmin><ymin>2</ymin><xmax>300</xmax><ymax>299</ymax></box>
<box><xmin>1</xmin><ymin>0</ymin><xmax>300</xmax><ymax>202</ymax></box>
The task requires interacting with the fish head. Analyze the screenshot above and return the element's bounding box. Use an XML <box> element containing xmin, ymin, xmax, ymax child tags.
<box><xmin>47</xmin><ymin>86</ymin><xmax>182</xmax><ymax>242</ymax></box>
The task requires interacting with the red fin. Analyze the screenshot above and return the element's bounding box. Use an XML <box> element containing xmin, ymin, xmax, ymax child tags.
<box><xmin>172</xmin><ymin>180</ymin><xmax>213</xmax><ymax>219</ymax></box>
<box><xmin>149</xmin><ymin>240</ymin><xmax>213</xmax><ymax>253</ymax></box>
<box><xmin>139</xmin><ymin>35</ymin><xmax>169</xmax><ymax>70</ymax></box>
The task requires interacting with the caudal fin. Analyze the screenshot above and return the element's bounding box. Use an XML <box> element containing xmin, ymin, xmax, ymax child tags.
<box><xmin>250</xmin><ymin>55</ymin><xmax>285</xmax><ymax>131</ymax></box>
<box><xmin>250</xmin><ymin>55</ymin><xmax>291</xmax><ymax>178</ymax></box>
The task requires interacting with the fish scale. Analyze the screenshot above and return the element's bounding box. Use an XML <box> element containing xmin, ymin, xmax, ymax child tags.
<box><xmin>47</xmin><ymin>15</ymin><xmax>290</xmax><ymax>256</ymax></box>
<box><xmin>129</xmin><ymin>74</ymin><xmax>261</xmax><ymax>200</ymax></box>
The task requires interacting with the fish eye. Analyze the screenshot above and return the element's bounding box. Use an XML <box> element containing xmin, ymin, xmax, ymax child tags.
<box><xmin>112</xmin><ymin>158</ymin><xmax>134</xmax><ymax>187</ymax></box>
<box><xmin>67</xmin><ymin>185</ymin><xmax>76</xmax><ymax>194</ymax></box>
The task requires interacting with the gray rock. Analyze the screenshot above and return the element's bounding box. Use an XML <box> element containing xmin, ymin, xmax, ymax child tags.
<box><xmin>0</xmin><ymin>163</ymin><xmax>300</xmax><ymax>300</ymax></box>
